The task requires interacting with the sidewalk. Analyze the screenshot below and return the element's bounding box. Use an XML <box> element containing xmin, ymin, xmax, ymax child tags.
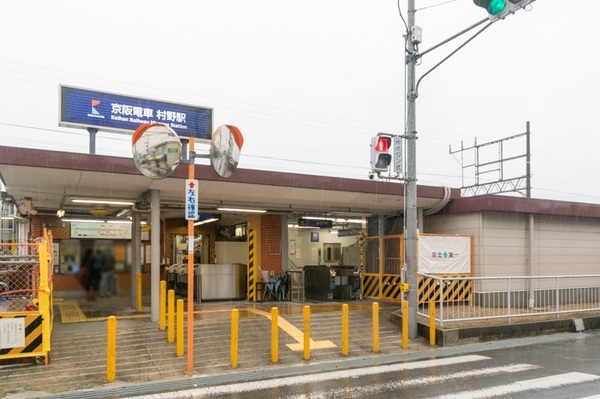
<box><xmin>1</xmin><ymin>294</ymin><xmax>430</xmax><ymax>398</ymax></box>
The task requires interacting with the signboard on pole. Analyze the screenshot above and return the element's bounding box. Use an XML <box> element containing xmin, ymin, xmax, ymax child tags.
<box><xmin>59</xmin><ymin>85</ymin><xmax>212</xmax><ymax>140</ymax></box>
<box><xmin>394</xmin><ymin>136</ymin><xmax>403</xmax><ymax>174</ymax></box>
<box><xmin>185</xmin><ymin>179</ymin><xmax>199</xmax><ymax>220</ymax></box>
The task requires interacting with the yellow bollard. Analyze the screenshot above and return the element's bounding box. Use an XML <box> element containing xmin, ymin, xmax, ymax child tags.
<box><xmin>177</xmin><ymin>299</ymin><xmax>184</xmax><ymax>356</ymax></box>
<box><xmin>341</xmin><ymin>304</ymin><xmax>349</xmax><ymax>356</ymax></box>
<box><xmin>402</xmin><ymin>300</ymin><xmax>409</xmax><ymax>349</ymax></box>
<box><xmin>107</xmin><ymin>316</ymin><xmax>117</xmax><ymax>382</ymax></box>
<box><xmin>303</xmin><ymin>305</ymin><xmax>310</xmax><ymax>361</ymax></box>
<box><xmin>167</xmin><ymin>289</ymin><xmax>175</xmax><ymax>343</ymax></box>
<box><xmin>271</xmin><ymin>307</ymin><xmax>278</xmax><ymax>363</ymax></box>
<box><xmin>372</xmin><ymin>302</ymin><xmax>379</xmax><ymax>353</ymax></box>
<box><xmin>231</xmin><ymin>309</ymin><xmax>239</xmax><ymax>368</ymax></box>
<box><xmin>159</xmin><ymin>280</ymin><xmax>166</xmax><ymax>330</ymax></box>
<box><xmin>136</xmin><ymin>272</ymin><xmax>142</xmax><ymax>312</ymax></box>
<box><xmin>429</xmin><ymin>300</ymin><xmax>436</xmax><ymax>346</ymax></box>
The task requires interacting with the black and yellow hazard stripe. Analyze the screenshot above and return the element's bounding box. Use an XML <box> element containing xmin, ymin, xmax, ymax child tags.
<box><xmin>247</xmin><ymin>229</ymin><xmax>257</xmax><ymax>302</ymax></box>
<box><xmin>418</xmin><ymin>274</ymin><xmax>472</xmax><ymax>304</ymax></box>
<box><xmin>0</xmin><ymin>314</ymin><xmax>43</xmax><ymax>358</ymax></box>
<box><xmin>381</xmin><ymin>275</ymin><xmax>402</xmax><ymax>301</ymax></box>
<box><xmin>361</xmin><ymin>273</ymin><xmax>380</xmax><ymax>298</ymax></box>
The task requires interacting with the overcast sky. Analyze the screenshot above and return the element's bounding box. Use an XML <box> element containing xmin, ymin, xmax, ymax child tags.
<box><xmin>1</xmin><ymin>0</ymin><xmax>599</xmax><ymax>204</ymax></box>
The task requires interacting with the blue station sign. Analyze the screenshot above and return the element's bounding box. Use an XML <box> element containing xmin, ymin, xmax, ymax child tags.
<box><xmin>59</xmin><ymin>85</ymin><xmax>212</xmax><ymax>140</ymax></box>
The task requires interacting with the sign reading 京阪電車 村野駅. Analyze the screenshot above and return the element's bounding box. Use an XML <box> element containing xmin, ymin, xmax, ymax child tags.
<box><xmin>59</xmin><ymin>85</ymin><xmax>212</xmax><ymax>140</ymax></box>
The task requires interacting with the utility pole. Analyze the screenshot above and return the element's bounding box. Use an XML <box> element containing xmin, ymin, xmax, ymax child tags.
<box><xmin>400</xmin><ymin>0</ymin><xmax>535</xmax><ymax>338</ymax></box>
<box><xmin>404</xmin><ymin>0</ymin><xmax>418</xmax><ymax>339</ymax></box>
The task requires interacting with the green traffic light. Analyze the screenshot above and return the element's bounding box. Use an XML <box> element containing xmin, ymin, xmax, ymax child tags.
<box><xmin>487</xmin><ymin>0</ymin><xmax>506</xmax><ymax>15</ymax></box>
<box><xmin>473</xmin><ymin>0</ymin><xmax>506</xmax><ymax>16</ymax></box>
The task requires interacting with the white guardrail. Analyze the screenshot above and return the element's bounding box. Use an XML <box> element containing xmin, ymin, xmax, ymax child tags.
<box><xmin>417</xmin><ymin>273</ymin><xmax>600</xmax><ymax>327</ymax></box>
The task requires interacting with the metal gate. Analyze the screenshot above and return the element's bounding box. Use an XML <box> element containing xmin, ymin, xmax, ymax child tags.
<box><xmin>362</xmin><ymin>235</ymin><xmax>403</xmax><ymax>301</ymax></box>
<box><xmin>361</xmin><ymin>233</ymin><xmax>473</xmax><ymax>303</ymax></box>
<box><xmin>0</xmin><ymin>228</ymin><xmax>53</xmax><ymax>365</ymax></box>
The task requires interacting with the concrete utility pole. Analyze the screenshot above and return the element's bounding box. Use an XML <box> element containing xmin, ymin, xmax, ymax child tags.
<box><xmin>402</xmin><ymin>0</ymin><xmax>534</xmax><ymax>337</ymax></box>
<box><xmin>405</xmin><ymin>0</ymin><xmax>418</xmax><ymax>339</ymax></box>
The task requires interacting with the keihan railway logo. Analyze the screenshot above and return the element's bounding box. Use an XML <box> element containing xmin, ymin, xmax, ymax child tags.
<box><xmin>87</xmin><ymin>99</ymin><xmax>105</xmax><ymax>119</ymax></box>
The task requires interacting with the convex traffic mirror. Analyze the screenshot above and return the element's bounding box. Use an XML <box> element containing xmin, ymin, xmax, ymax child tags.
<box><xmin>132</xmin><ymin>123</ymin><xmax>182</xmax><ymax>179</ymax></box>
<box><xmin>210</xmin><ymin>124</ymin><xmax>244</xmax><ymax>178</ymax></box>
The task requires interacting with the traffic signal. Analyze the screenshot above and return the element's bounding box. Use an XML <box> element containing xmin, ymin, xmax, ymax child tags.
<box><xmin>473</xmin><ymin>0</ymin><xmax>534</xmax><ymax>21</ymax></box>
<box><xmin>370</xmin><ymin>134</ymin><xmax>393</xmax><ymax>173</ymax></box>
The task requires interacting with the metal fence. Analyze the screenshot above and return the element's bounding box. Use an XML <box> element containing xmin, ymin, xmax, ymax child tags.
<box><xmin>417</xmin><ymin>273</ymin><xmax>600</xmax><ymax>327</ymax></box>
<box><xmin>289</xmin><ymin>270</ymin><xmax>304</xmax><ymax>302</ymax></box>
<box><xmin>0</xmin><ymin>229</ymin><xmax>53</xmax><ymax>364</ymax></box>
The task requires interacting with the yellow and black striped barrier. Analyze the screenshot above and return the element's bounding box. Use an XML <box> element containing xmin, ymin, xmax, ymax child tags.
<box><xmin>381</xmin><ymin>275</ymin><xmax>403</xmax><ymax>300</ymax></box>
<box><xmin>418</xmin><ymin>274</ymin><xmax>472</xmax><ymax>304</ymax></box>
<box><xmin>247</xmin><ymin>229</ymin><xmax>257</xmax><ymax>302</ymax></box>
<box><xmin>362</xmin><ymin>274</ymin><xmax>380</xmax><ymax>298</ymax></box>
<box><xmin>0</xmin><ymin>313</ymin><xmax>44</xmax><ymax>360</ymax></box>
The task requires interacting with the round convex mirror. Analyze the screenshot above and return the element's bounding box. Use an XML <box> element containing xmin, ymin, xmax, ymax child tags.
<box><xmin>210</xmin><ymin>124</ymin><xmax>244</xmax><ymax>178</ymax></box>
<box><xmin>132</xmin><ymin>123</ymin><xmax>182</xmax><ymax>179</ymax></box>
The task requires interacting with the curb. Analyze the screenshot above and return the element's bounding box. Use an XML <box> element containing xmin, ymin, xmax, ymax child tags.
<box><xmin>390</xmin><ymin>310</ymin><xmax>600</xmax><ymax>346</ymax></box>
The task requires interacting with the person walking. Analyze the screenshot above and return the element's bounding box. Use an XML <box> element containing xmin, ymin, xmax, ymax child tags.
<box><xmin>99</xmin><ymin>248</ymin><xmax>116</xmax><ymax>297</ymax></box>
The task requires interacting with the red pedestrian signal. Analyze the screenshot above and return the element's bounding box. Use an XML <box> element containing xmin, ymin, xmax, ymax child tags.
<box><xmin>370</xmin><ymin>134</ymin><xmax>393</xmax><ymax>173</ymax></box>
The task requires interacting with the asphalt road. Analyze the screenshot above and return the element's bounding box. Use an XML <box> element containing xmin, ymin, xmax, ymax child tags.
<box><xmin>120</xmin><ymin>331</ymin><xmax>600</xmax><ymax>399</ymax></box>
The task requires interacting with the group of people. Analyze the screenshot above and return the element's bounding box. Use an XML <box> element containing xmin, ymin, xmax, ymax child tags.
<box><xmin>266</xmin><ymin>270</ymin><xmax>291</xmax><ymax>301</ymax></box>
<box><xmin>80</xmin><ymin>248</ymin><xmax>116</xmax><ymax>301</ymax></box>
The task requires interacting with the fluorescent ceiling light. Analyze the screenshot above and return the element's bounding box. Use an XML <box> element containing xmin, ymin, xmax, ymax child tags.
<box><xmin>217</xmin><ymin>207</ymin><xmax>266</xmax><ymax>213</ymax></box>
<box><xmin>287</xmin><ymin>224</ymin><xmax>314</xmax><ymax>229</ymax></box>
<box><xmin>116</xmin><ymin>208</ymin><xmax>130</xmax><ymax>218</ymax></box>
<box><xmin>71</xmin><ymin>199</ymin><xmax>135</xmax><ymax>206</ymax></box>
<box><xmin>61</xmin><ymin>218</ymin><xmax>105</xmax><ymax>223</ymax></box>
<box><xmin>61</xmin><ymin>218</ymin><xmax>146</xmax><ymax>224</ymax></box>
<box><xmin>303</xmin><ymin>216</ymin><xmax>364</xmax><ymax>224</ymax></box>
<box><xmin>109</xmin><ymin>220</ymin><xmax>147</xmax><ymax>225</ymax></box>
<box><xmin>194</xmin><ymin>217</ymin><xmax>219</xmax><ymax>226</ymax></box>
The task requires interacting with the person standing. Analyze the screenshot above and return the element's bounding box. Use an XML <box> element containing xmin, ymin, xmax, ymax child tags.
<box><xmin>99</xmin><ymin>248</ymin><xmax>116</xmax><ymax>297</ymax></box>
<box><xmin>81</xmin><ymin>249</ymin><xmax>100</xmax><ymax>301</ymax></box>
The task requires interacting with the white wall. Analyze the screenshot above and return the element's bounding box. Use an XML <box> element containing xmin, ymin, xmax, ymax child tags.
<box><xmin>536</xmin><ymin>214</ymin><xmax>600</xmax><ymax>275</ymax></box>
<box><xmin>425</xmin><ymin>211</ymin><xmax>600</xmax><ymax>277</ymax></box>
<box><xmin>215</xmin><ymin>241</ymin><xmax>247</xmax><ymax>264</ymax></box>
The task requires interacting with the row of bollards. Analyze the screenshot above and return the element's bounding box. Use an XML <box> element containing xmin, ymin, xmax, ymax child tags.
<box><xmin>158</xmin><ymin>281</ymin><xmax>185</xmax><ymax>356</ymax></box>
<box><xmin>106</xmin><ymin>281</ymin><xmax>437</xmax><ymax>381</ymax></box>
<box><xmin>228</xmin><ymin>303</ymin><xmax>388</xmax><ymax>368</ymax></box>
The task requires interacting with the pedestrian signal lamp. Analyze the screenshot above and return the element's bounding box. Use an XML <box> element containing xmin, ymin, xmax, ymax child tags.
<box><xmin>370</xmin><ymin>134</ymin><xmax>393</xmax><ymax>173</ymax></box>
<box><xmin>473</xmin><ymin>0</ymin><xmax>533</xmax><ymax>21</ymax></box>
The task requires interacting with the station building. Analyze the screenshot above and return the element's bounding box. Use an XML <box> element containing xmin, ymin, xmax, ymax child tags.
<box><xmin>1</xmin><ymin>145</ymin><xmax>600</xmax><ymax>307</ymax></box>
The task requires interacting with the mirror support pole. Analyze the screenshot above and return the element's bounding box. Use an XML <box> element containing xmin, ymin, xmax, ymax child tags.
<box><xmin>87</xmin><ymin>127</ymin><xmax>98</xmax><ymax>154</ymax></box>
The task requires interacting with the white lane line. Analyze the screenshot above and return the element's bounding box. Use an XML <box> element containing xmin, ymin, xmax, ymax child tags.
<box><xmin>282</xmin><ymin>363</ymin><xmax>540</xmax><ymax>399</ymax></box>
<box><xmin>128</xmin><ymin>354</ymin><xmax>492</xmax><ymax>398</ymax></box>
<box><xmin>432</xmin><ymin>372</ymin><xmax>600</xmax><ymax>399</ymax></box>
